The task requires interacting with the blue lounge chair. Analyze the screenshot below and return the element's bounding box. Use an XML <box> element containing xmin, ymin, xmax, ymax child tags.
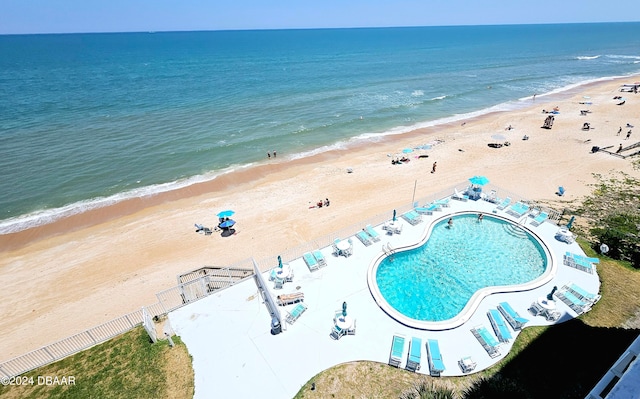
<box><xmin>406</xmin><ymin>337</ymin><xmax>422</xmax><ymax>372</ymax></box>
<box><xmin>402</xmin><ymin>210</ymin><xmax>423</xmax><ymax>225</ymax></box>
<box><xmin>313</xmin><ymin>250</ymin><xmax>327</xmax><ymax>267</ymax></box>
<box><xmin>285</xmin><ymin>303</ymin><xmax>307</xmax><ymax>324</ymax></box>
<box><xmin>303</xmin><ymin>252</ymin><xmax>319</xmax><ymax>271</ymax></box>
<box><xmin>364</xmin><ymin>224</ymin><xmax>381</xmax><ymax>242</ymax></box>
<box><xmin>426</xmin><ymin>339</ymin><xmax>445</xmax><ymax>376</ymax></box>
<box><xmin>498</xmin><ymin>302</ymin><xmax>529</xmax><ymax>330</ymax></box>
<box><xmin>563</xmin><ymin>252</ymin><xmax>595</xmax><ymax>274</ymax></box>
<box><xmin>434</xmin><ymin>198</ymin><xmax>451</xmax><ymax>208</ymax></box>
<box><xmin>555</xmin><ymin>288</ymin><xmax>590</xmax><ymax>315</ymax></box>
<box><xmin>487</xmin><ymin>309</ymin><xmax>513</xmax><ymax>343</ymax></box>
<box><xmin>415</xmin><ymin>203</ymin><xmax>440</xmax><ymax>215</ymax></box>
<box><xmin>496</xmin><ymin>197</ymin><xmax>512</xmax><ymax>210</ymax></box>
<box><xmin>389</xmin><ymin>334</ymin><xmax>406</xmax><ymax>367</ymax></box>
<box><xmin>506</xmin><ymin>202</ymin><xmax>530</xmax><ymax>217</ymax></box>
<box><xmin>530</xmin><ymin>212</ymin><xmax>548</xmax><ymax>227</ymax></box>
<box><xmin>356</xmin><ymin>231</ymin><xmax>372</xmax><ymax>246</ymax></box>
<box><xmin>568</xmin><ymin>283</ymin><xmax>600</xmax><ymax>304</ymax></box>
<box><xmin>471</xmin><ymin>325</ymin><xmax>500</xmax><ymax>358</ymax></box>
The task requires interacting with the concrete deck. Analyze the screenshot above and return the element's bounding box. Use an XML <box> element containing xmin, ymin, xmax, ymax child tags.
<box><xmin>169</xmin><ymin>197</ymin><xmax>600</xmax><ymax>399</ymax></box>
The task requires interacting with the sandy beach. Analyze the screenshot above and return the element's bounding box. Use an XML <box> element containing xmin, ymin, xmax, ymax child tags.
<box><xmin>1</xmin><ymin>76</ymin><xmax>639</xmax><ymax>361</ymax></box>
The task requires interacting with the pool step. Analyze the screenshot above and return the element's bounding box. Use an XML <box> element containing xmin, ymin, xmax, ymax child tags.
<box><xmin>502</xmin><ymin>223</ymin><xmax>528</xmax><ymax>239</ymax></box>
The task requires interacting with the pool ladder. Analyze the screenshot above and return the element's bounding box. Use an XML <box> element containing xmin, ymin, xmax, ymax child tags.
<box><xmin>383</xmin><ymin>242</ymin><xmax>395</xmax><ymax>255</ymax></box>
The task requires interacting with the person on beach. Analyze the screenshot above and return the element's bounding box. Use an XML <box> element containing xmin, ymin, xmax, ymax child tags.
<box><xmin>626</xmin><ymin>130</ymin><xmax>632</xmax><ymax>140</ymax></box>
<box><xmin>431</xmin><ymin>162</ymin><xmax>437</xmax><ymax>173</ymax></box>
<box><xmin>447</xmin><ymin>218</ymin><xmax>453</xmax><ymax>228</ymax></box>
<box><xmin>617</xmin><ymin>127</ymin><xmax>622</xmax><ymax>136</ymax></box>
<box><xmin>324</xmin><ymin>198</ymin><xmax>330</xmax><ymax>207</ymax></box>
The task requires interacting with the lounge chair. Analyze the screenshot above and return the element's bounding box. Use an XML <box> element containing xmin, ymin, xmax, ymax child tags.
<box><xmin>471</xmin><ymin>325</ymin><xmax>501</xmax><ymax>358</ymax></box>
<box><xmin>563</xmin><ymin>252</ymin><xmax>595</xmax><ymax>274</ymax></box>
<box><xmin>402</xmin><ymin>210</ymin><xmax>423</xmax><ymax>225</ymax></box>
<box><xmin>285</xmin><ymin>303</ymin><xmax>307</xmax><ymax>324</ymax></box>
<box><xmin>487</xmin><ymin>309</ymin><xmax>513</xmax><ymax>343</ymax></box>
<box><xmin>415</xmin><ymin>203</ymin><xmax>440</xmax><ymax>215</ymax></box>
<box><xmin>554</xmin><ymin>289</ymin><xmax>590</xmax><ymax>315</ymax></box>
<box><xmin>330</xmin><ymin>324</ymin><xmax>346</xmax><ymax>340</ymax></box>
<box><xmin>506</xmin><ymin>202</ymin><xmax>530</xmax><ymax>217</ymax></box>
<box><xmin>346</xmin><ymin>319</ymin><xmax>356</xmax><ymax>335</ymax></box>
<box><xmin>332</xmin><ymin>238</ymin><xmax>341</xmax><ymax>256</ymax></box>
<box><xmin>313</xmin><ymin>250</ymin><xmax>327</xmax><ymax>267</ymax></box>
<box><xmin>389</xmin><ymin>334</ymin><xmax>406</xmax><ymax>368</ymax></box>
<box><xmin>434</xmin><ymin>198</ymin><xmax>451</xmax><ymax>208</ymax></box>
<box><xmin>497</xmin><ymin>302</ymin><xmax>529</xmax><ymax>330</ymax></box>
<box><xmin>568</xmin><ymin>283</ymin><xmax>600</xmax><ymax>304</ymax></box>
<box><xmin>194</xmin><ymin>223</ymin><xmax>213</xmax><ymax>235</ymax></box>
<box><xmin>356</xmin><ymin>231</ymin><xmax>373</xmax><ymax>246</ymax></box>
<box><xmin>364</xmin><ymin>224</ymin><xmax>381</xmax><ymax>242</ymax></box>
<box><xmin>453</xmin><ymin>188</ymin><xmax>469</xmax><ymax>201</ymax></box>
<box><xmin>530</xmin><ymin>212</ymin><xmax>548</xmax><ymax>227</ymax></box>
<box><xmin>273</xmin><ymin>275</ymin><xmax>284</xmax><ymax>289</ymax></box>
<box><xmin>426</xmin><ymin>339</ymin><xmax>445</xmax><ymax>376</ymax></box>
<box><xmin>276</xmin><ymin>292</ymin><xmax>304</xmax><ymax>306</ymax></box>
<box><xmin>496</xmin><ymin>197</ymin><xmax>512</xmax><ymax>210</ymax></box>
<box><xmin>406</xmin><ymin>337</ymin><xmax>422</xmax><ymax>372</ymax></box>
<box><xmin>303</xmin><ymin>252</ymin><xmax>319</xmax><ymax>272</ymax></box>
<box><xmin>458</xmin><ymin>356</ymin><xmax>477</xmax><ymax>373</ymax></box>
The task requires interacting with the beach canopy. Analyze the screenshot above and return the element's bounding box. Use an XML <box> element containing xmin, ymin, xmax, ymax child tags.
<box><xmin>217</xmin><ymin>210</ymin><xmax>235</xmax><ymax>218</ymax></box>
<box><xmin>219</xmin><ymin>219</ymin><xmax>236</xmax><ymax>228</ymax></box>
<box><xmin>469</xmin><ymin>176</ymin><xmax>489</xmax><ymax>186</ymax></box>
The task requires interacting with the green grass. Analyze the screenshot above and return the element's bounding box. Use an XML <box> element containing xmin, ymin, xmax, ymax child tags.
<box><xmin>0</xmin><ymin>327</ymin><xmax>194</xmax><ymax>399</ymax></box>
<box><xmin>293</xmin><ymin>239</ymin><xmax>640</xmax><ymax>399</ymax></box>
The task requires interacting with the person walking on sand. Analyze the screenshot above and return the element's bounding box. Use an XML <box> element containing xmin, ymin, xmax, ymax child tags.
<box><xmin>431</xmin><ymin>162</ymin><xmax>437</xmax><ymax>174</ymax></box>
<box><xmin>617</xmin><ymin>144</ymin><xmax>623</xmax><ymax>153</ymax></box>
<box><xmin>626</xmin><ymin>130</ymin><xmax>632</xmax><ymax>140</ymax></box>
<box><xmin>617</xmin><ymin>127</ymin><xmax>622</xmax><ymax>136</ymax></box>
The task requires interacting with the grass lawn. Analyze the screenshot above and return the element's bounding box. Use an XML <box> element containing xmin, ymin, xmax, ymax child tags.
<box><xmin>293</xmin><ymin>239</ymin><xmax>640</xmax><ymax>399</ymax></box>
<box><xmin>0</xmin><ymin>327</ymin><xmax>194</xmax><ymax>399</ymax></box>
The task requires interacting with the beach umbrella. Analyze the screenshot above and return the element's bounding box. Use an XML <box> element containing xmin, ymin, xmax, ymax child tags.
<box><xmin>217</xmin><ymin>210</ymin><xmax>235</xmax><ymax>218</ymax></box>
<box><xmin>546</xmin><ymin>286</ymin><xmax>558</xmax><ymax>301</ymax></box>
<box><xmin>219</xmin><ymin>219</ymin><xmax>236</xmax><ymax>228</ymax></box>
<box><xmin>278</xmin><ymin>255</ymin><xmax>283</xmax><ymax>268</ymax></box>
<box><xmin>566</xmin><ymin>216</ymin><xmax>575</xmax><ymax>230</ymax></box>
<box><xmin>392</xmin><ymin>209</ymin><xmax>396</xmax><ymax>222</ymax></box>
<box><xmin>402</xmin><ymin>148</ymin><xmax>414</xmax><ymax>154</ymax></box>
<box><xmin>468</xmin><ymin>176</ymin><xmax>489</xmax><ymax>186</ymax></box>
<box><xmin>342</xmin><ymin>301</ymin><xmax>347</xmax><ymax>317</ymax></box>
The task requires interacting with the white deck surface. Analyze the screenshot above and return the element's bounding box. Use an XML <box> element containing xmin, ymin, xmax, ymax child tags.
<box><xmin>169</xmin><ymin>198</ymin><xmax>601</xmax><ymax>399</ymax></box>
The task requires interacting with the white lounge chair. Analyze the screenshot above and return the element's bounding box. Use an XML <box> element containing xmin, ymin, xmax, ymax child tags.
<box><xmin>496</xmin><ymin>197</ymin><xmax>512</xmax><ymax>210</ymax></box>
<box><xmin>530</xmin><ymin>212</ymin><xmax>548</xmax><ymax>226</ymax></box>
<box><xmin>303</xmin><ymin>252</ymin><xmax>319</xmax><ymax>271</ymax></box>
<box><xmin>276</xmin><ymin>292</ymin><xmax>304</xmax><ymax>306</ymax></box>
<box><xmin>402</xmin><ymin>210</ymin><xmax>423</xmax><ymax>225</ymax></box>
<box><xmin>364</xmin><ymin>225</ymin><xmax>381</xmax><ymax>242</ymax></box>
<box><xmin>453</xmin><ymin>188</ymin><xmax>469</xmax><ymax>201</ymax></box>
<box><xmin>313</xmin><ymin>250</ymin><xmax>327</xmax><ymax>267</ymax></box>
<box><xmin>356</xmin><ymin>231</ymin><xmax>372</xmax><ymax>246</ymax></box>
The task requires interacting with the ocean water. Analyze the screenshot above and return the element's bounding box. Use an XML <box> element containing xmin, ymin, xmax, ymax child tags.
<box><xmin>1</xmin><ymin>23</ymin><xmax>640</xmax><ymax>234</ymax></box>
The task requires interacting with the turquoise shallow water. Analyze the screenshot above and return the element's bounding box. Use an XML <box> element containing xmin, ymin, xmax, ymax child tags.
<box><xmin>375</xmin><ymin>214</ymin><xmax>547</xmax><ymax>322</ymax></box>
<box><xmin>1</xmin><ymin>23</ymin><xmax>640</xmax><ymax>233</ymax></box>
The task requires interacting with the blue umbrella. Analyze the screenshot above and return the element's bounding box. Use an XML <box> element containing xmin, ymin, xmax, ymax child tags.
<box><xmin>278</xmin><ymin>255</ymin><xmax>283</xmax><ymax>268</ymax></box>
<box><xmin>566</xmin><ymin>216</ymin><xmax>575</xmax><ymax>230</ymax></box>
<box><xmin>469</xmin><ymin>176</ymin><xmax>489</xmax><ymax>186</ymax></box>
<box><xmin>217</xmin><ymin>210</ymin><xmax>235</xmax><ymax>218</ymax></box>
<box><xmin>342</xmin><ymin>301</ymin><xmax>347</xmax><ymax>317</ymax></box>
<box><xmin>392</xmin><ymin>209</ymin><xmax>396</xmax><ymax>222</ymax></box>
<box><xmin>219</xmin><ymin>219</ymin><xmax>236</xmax><ymax>228</ymax></box>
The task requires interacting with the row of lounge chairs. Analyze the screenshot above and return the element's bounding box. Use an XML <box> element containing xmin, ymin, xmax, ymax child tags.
<box><xmin>506</xmin><ymin>201</ymin><xmax>530</xmax><ymax>218</ymax></box>
<box><xmin>388</xmin><ymin>335</ymin><xmax>447</xmax><ymax>376</ymax></box>
<box><xmin>563</xmin><ymin>252</ymin><xmax>598</xmax><ymax>274</ymax></box>
<box><xmin>530</xmin><ymin>211</ymin><xmax>549</xmax><ymax>226</ymax></box>
<box><xmin>471</xmin><ymin>325</ymin><xmax>501</xmax><ymax>358</ymax></box>
<box><xmin>285</xmin><ymin>303</ymin><xmax>307</xmax><ymax>324</ymax></box>
<box><xmin>473</xmin><ymin>301</ymin><xmax>530</xmax><ymax>359</ymax></box>
<box><xmin>401</xmin><ymin>210</ymin><xmax>423</xmax><ymax>225</ymax></box>
<box><xmin>554</xmin><ymin>283</ymin><xmax>600</xmax><ymax>315</ymax></box>
<box><xmin>303</xmin><ymin>250</ymin><xmax>327</xmax><ymax>271</ymax></box>
<box><xmin>276</xmin><ymin>292</ymin><xmax>304</xmax><ymax>306</ymax></box>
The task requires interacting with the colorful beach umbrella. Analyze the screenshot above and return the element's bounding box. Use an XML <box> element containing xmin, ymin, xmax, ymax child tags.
<box><xmin>468</xmin><ymin>176</ymin><xmax>489</xmax><ymax>186</ymax></box>
<box><xmin>217</xmin><ymin>210</ymin><xmax>235</xmax><ymax>218</ymax></box>
<box><xmin>219</xmin><ymin>219</ymin><xmax>236</xmax><ymax>228</ymax></box>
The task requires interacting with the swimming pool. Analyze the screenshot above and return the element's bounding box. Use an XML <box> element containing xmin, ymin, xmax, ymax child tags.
<box><xmin>369</xmin><ymin>213</ymin><xmax>549</xmax><ymax>329</ymax></box>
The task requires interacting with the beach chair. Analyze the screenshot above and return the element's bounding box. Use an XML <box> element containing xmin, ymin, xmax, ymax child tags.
<box><xmin>554</xmin><ymin>288</ymin><xmax>590</xmax><ymax>315</ymax></box>
<box><xmin>402</xmin><ymin>210</ymin><xmax>423</xmax><ymax>226</ymax></box>
<box><xmin>496</xmin><ymin>197</ymin><xmax>511</xmax><ymax>210</ymax></box>
<box><xmin>194</xmin><ymin>223</ymin><xmax>213</xmax><ymax>235</ymax></box>
<box><xmin>506</xmin><ymin>202</ymin><xmax>530</xmax><ymax>217</ymax></box>
<box><xmin>332</xmin><ymin>238</ymin><xmax>341</xmax><ymax>256</ymax></box>
<box><xmin>471</xmin><ymin>325</ymin><xmax>501</xmax><ymax>358</ymax></box>
<box><xmin>330</xmin><ymin>324</ymin><xmax>346</xmax><ymax>340</ymax></box>
<box><xmin>426</xmin><ymin>339</ymin><xmax>445</xmax><ymax>376</ymax></box>
<box><xmin>530</xmin><ymin>212</ymin><xmax>548</xmax><ymax>227</ymax></box>
<box><xmin>303</xmin><ymin>252</ymin><xmax>319</xmax><ymax>272</ymax></box>
<box><xmin>406</xmin><ymin>337</ymin><xmax>422</xmax><ymax>372</ymax></box>
<box><xmin>273</xmin><ymin>275</ymin><xmax>284</xmax><ymax>289</ymax></box>
<box><xmin>364</xmin><ymin>225</ymin><xmax>381</xmax><ymax>242</ymax></box>
<box><xmin>356</xmin><ymin>231</ymin><xmax>373</xmax><ymax>246</ymax></box>
<box><xmin>453</xmin><ymin>188</ymin><xmax>469</xmax><ymax>201</ymax></box>
<box><xmin>285</xmin><ymin>303</ymin><xmax>307</xmax><ymax>324</ymax></box>
<box><xmin>313</xmin><ymin>250</ymin><xmax>327</xmax><ymax>268</ymax></box>
<box><xmin>497</xmin><ymin>301</ymin><xmax>529</xmax><ymax>330</ymax></box>
<box><xmin>563</xmin><ymin>252</ymin><xmax>594</xmax><ymax>274</ymax></box>
<box><xmin>346</xmin><ymin>319</ymin><xmax>356</xmax><ymax>335</ymax></box>
<box><xmin>434</xmin><ymin>198</ymin><xmax>451</xmax><ymax>208</ymax></box>
<box><xmin>389</xmin><ymin>334</ymin><xmax>406</xmax><ymax>368</ymax></box>
<box><xmin>487</xmin><ymin>309</ymin><xmax>513</xmax><ymax>343</ymax></box>
<box><xmin>276</xmin><ymin>292</ymin><xmax>304</xmax><ymax>306</ymax></box>
<box><xmin>415</xmin><ymin>203</ymin><xmax>440</xmax><ymax>215</ymax></box>
<box><xmin>568</xmin><ymin>283</ymin><xmax>601</xmax><ymax>304</ymax></box>
<box><xmin>458</xmin><ymin>356</ymin><xmax>477</xmax><ymax>373</ymax></box>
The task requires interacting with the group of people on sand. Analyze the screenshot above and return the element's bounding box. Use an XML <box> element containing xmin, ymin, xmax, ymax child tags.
<box><xmin>313</xmin><ymin>198</ymin><xmax>330</xmax><ymax>208</ymax></box>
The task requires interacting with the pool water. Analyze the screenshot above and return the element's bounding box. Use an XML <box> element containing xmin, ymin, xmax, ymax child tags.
<box><xmin>375</xmin><ymin>214</ymin><xmax>547</xmax><ymax>322</ymax></box>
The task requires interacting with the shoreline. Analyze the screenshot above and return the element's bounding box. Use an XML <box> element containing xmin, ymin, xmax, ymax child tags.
<box><xmin>2</xmin><ymin>73</ymin><xmax>638</xmax><ymax>251</ymax></box>
<box><xmin>1</xmin><ymin>75</ymin><xmax>640</xmax><ymax>360</ymax></box>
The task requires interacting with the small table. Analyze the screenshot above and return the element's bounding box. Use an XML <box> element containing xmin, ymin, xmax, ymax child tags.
<box><xmin>385</xmin><ymin>221</ymin><xmax>400</xmax><ymax>234</ymax></box>
<box><xmin>556</xmin><ymin>229</ymin><xmax>574</xmax><ymax>243</ymax></box>
<box><xmin>335</xmin><ymin>314</ymin><xmax>353</xmax><ymax>330</ymax></box>
<box><xmin>336</xmin><ymin>240</ymin><xmax>351</xmax><ymax>256</ymax></box>
<box><xmin>275</xmin><ymin>265</ymin><xmax>292</xmax><ymax>280</ymax></box>
<box><xmin>537</xmin><ymin>296</ymin><xmax>556</xmax><ymax>310</ymax></box>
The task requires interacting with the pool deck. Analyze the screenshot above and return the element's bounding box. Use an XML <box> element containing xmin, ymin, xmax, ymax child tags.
<box><xmin>169</xmin><ymin>197</ymin><xmax>600</xmax><ymax>399</ymax></box>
